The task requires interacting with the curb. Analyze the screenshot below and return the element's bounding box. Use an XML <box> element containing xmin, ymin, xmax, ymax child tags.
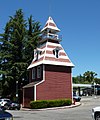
<box><xmin>21</xmin><ymin>102</ymin><xmax>81</xmax><ymax>111</ymax></box>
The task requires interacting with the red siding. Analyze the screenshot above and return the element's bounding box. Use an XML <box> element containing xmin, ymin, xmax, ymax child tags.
<box><xmin>36</xmin><ymin>65</ymin><xmax>72</xmax><ymax>100</ymax></box>
<box><xmin>23</xmin><ymin>87</ymin><xmax>34</xmax><ymax>108</ymax></box>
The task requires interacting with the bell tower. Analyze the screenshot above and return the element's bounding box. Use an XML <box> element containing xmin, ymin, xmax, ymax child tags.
<box><xmin>41</xmin><ymin>16</ymin><xmax>61</xmax><ymax>43</ymax></box>
<box><xmin>23</xmin><ymin>16</ymin><xmax>74</xmax><ymax>107</ymax></box>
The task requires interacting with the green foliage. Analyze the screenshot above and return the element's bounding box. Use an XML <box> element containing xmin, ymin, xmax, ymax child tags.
<box><xmin>30</xmin><ymin>99</ymin><xmax>72</xmax><ymax>109</ymax></box>
<box><xmin>73</xmin><ymin>74</ymin><xmax>84</xmax><ymax>84</ymax></box>
<box><xmin>83</xmin><ymin>71</ymin><xmax>97</xmax><ymax>83</ymax></box>
<box><xmin>0</xmin><ymin>9</ymin><xmax>41</xmax><ymax>98</ymax></box>
<box><xmin>94</xmin><ymin>78</ymin><xmax>100</xmax><ymax>84</ymax></box>
<box><xmin>73</xmin><ymin>71</ymin><xmax>98</xmax><ymax>84</ymax></box>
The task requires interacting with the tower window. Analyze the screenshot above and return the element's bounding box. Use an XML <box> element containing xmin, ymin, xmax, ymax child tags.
<box><xmin>32</xmin><ymin>68</ymin><xmax>35</xmax><ymax>79</ymax></box>
<box><xmin>56</xmin><ymin>49</ymin><xmax>59</xmax><ymax>58</ymax></box>
<box><xmin>37</xmin><ymin>66</ymin><xmax>41</xmax><ymax>78</ymax></box>
<box><xmin>53</xmin><ymin>47</ymin><xmax>61</xmax><ymax>58</ymax></box>
<box><xmin>34</xmin><ymin>49</ymin><xmax>42</xmax><ymax>61</ymax></box>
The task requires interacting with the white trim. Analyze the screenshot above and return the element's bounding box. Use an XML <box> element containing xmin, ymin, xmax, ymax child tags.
<box><xmin>27</xmin><ymin>61</ymin><xmax>43</xmax><ymax>69</ymax></box>
<box><xmin>42</xmin><ymin>26</ymin><xmax>60</xmax><ymax>32</ymax></box>
<box><xmin>34</xmin><ymin>65</ymin><xmax>45</xmax><ymax>100</ymax></box>
<box><xmin>34</xmin><ymin>85</ymin><xmax>36</xmax><ymax>101</ymax></box>
<box><xmin>73</xmin><ymin>84</ymin><xmax>92</xmax><ymax>88</ymax></box>
<box><xmin>28</xmin><ymin>60</ymin><xmax>74</xmax><ymax>69</ymax></box>
<box><xmin>47</xmin><ymin>42</ymin><xmax>61</xmax><ymax>46</ymax></box>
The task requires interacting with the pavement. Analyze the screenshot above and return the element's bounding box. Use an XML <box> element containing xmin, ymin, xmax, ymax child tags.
<box><xmin>21</xmin><ymin>102</ymin><xmax>81</xmax><ymax>111</ymax></box>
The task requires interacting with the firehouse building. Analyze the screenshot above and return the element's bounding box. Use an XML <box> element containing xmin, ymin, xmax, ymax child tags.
<box><xmin>23</xmin><ymin>17</ymin><xmax>74</xmax><ymax>107</ymax></box>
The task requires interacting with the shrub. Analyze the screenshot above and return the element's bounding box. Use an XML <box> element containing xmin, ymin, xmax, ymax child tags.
<box><xmin>30</xmin><ymin>100</ymin><xmax>48</xmax><ymax>109</ymax></box>
<box><xmin>30</xmin><ymin>99</ymin><xmax>72</xmax><ymax>109</ymax></box>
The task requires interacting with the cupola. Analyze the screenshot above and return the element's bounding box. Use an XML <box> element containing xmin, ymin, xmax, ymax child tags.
<box><xmin>41</xmin><ymin>16</ymin><xmax>61</xmax><ymax>43</ymax></box>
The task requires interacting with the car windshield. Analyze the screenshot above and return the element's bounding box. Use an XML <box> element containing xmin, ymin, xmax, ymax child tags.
<box><xmin>4</xmin><ymin>100</ymin><xmax>10</xmax><ymax>102</ymax></box>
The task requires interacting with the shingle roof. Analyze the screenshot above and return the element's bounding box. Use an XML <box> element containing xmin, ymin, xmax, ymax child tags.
<box><xmin>41</xmin><ymin>16</ymin><xmax>60</xmax><ymax>32</ymax></box>
<box><xmin>27</xmin><ymin>16</ymin><xmax>74</xmax><ymax>69</ymax></box>
<box><xmin>28</xmin><ymin>41</ymin><xmax>74</xmax><ymax>69</ymax></box>
<box><xmin>23</xmin><ymin>81</ymin><xmax>40</xmax><ymax>88</ymax></box>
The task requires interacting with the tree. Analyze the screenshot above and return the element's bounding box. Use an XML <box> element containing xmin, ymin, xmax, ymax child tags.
<box><xmin>73</xmin><ymin>74</ymin><xmax>84</xmax><ymax>84</ymax></box>
<box><xmin>0</xmin><ymin>9</ymin><xmax>41</xmax><ymax>99</ymax></box>
<box><xmin>0</xmin><ymin>22</ymin><xmax>13</xmax><ymax>96</ymax></box>
<box><xmin>83</xmin><ymin>71</ymin><xmax>97</xmax><ymax>83</ymax></box>
<box><xmin>73</xmin><ymin>71</ymin><xmax>98</xmax><ymax>84</ymax></box>
<box><xmin>94</xmin><ymin>78</ymin><xmax>100</xmax><ymax>84</ymax></box>
<box><xmin>24</xmin><ymin>15</ymin><xmax>41</xmax><ymax>65</ymax></box>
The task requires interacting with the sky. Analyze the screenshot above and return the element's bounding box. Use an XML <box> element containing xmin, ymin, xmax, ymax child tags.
<box><xmin>0</xmin><ymin>0</ymin><xmax>100</xmax><ymax>77</ymax></box>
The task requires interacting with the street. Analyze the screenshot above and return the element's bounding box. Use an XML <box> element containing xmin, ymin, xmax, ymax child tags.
<box><xmin>7</xmin><ymin>96</ymin><xmax>100</xmax><ymax>120</ymax></box>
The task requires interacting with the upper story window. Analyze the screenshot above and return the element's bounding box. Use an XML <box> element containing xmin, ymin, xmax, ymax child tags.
<box><xmin>34</xmin><ymin>48</ymin><xmax>42</xmax><ymax>61</ymax></box>
<box><xmin>56</xmin><ymin>49</ymin><xmax>59</xmax><ymax>58</ymax></box>
<box><xmin>37</xmin><ymin>66</ymin><xmax>41</xmax><ymax>78</ymax></box>
<box><xmin>36</xmin><ymin>50</ymin><xmax>39</xmax><ymax>61</ymax></box>
<box><xmin>53</xmin><ymin>47</ymin><xmax>61</xmax><ymax>58</ymax></box>
<box><xmin>32</xmin><ymin>68</ymin><xmax>35</xmax><ymax>79</ymax></box>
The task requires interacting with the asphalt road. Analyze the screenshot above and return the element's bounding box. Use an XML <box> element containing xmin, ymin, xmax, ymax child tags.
<box><xmin>7</xmin><ymin>96</ymin><xmax>100</xmax><ymax>120</ymax></box>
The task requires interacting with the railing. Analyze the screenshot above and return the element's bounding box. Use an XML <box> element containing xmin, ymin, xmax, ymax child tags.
<box><xmin>42</xmin><ymin>33</ymin><xmax>62</xmax><ymax>41</ymax></box>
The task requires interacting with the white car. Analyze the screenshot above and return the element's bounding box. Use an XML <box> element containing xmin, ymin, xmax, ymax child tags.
<box><xmin>92</xmin><ymin>106</ymin><xmax>100</xmax><ymax>120</ymax></box>
<box><xmin>0</xmin><ymin>98</ymin><xmax>10</xmax><ymax>107</ymax></box>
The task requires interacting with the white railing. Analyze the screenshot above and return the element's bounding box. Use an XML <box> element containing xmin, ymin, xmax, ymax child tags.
<box><xmin>42</xmin><ymin>33</ymin><xmax>62</xmax><ymax>41</ymax></box>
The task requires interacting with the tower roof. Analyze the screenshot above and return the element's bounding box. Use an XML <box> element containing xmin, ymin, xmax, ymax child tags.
<box><xmin>27</xmin><ymin>41</ymin><xmax>74</xmax><ymax>69</ymax></box>
<box><xmin>41</xmin><ymin>16</ymin><xmax>60</xmax><ymax>32</ymax></box>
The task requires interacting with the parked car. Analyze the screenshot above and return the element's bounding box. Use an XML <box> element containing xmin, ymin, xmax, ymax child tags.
<box><xmin>92</xmin><ymin>106</ymin><xmax>100</xmax><ymax>120</ymax></box>
<box><xmin>0</xmin><ymin>98</ymin><xmax>20</xmax><ymax>110</ymax></box>
<box><xmin>8</xmin><ymin>101</ymin><xmax>21</xmax><ymax>110</ymax></box>
<box><xmin>73</xmin><ymin>94</ymin><xmax>81</xmax><ymax>102</ymax></box>
<box><xmin>0</xmin><ymin>107</ymin><xmax>13</xmax><ymax>120</ymax></box>
<box><xmin>0</xmin><ymin>98</ymin><xmax>11</xmax><ymax>107</ymax></box>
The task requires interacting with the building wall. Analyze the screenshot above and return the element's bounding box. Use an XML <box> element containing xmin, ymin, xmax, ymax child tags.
<box><xmin>23</xmin><ymin>87</ymin><xmax>34</xmax><ymax>108</ymax></box>
<box><xmin>36</xmin><ymin>65</ymin><xmax>72</xmax><ymax>100</ymax></box>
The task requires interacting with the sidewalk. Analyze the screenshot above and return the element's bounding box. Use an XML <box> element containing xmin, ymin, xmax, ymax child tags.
<box><xmin>21</xmin><ymin>102</ymin><xmax>81</xmax><ymax>111</ymax></box>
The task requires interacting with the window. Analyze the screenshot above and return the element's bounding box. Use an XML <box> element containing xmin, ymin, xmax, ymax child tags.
<box><xmin>36</xmin><ymin>50</ymin><xmax>39</xmax><ymax>61</ymax></box>
<box><xmin>32</xmin><ymin>68</ymin><xmax>35</xmax><ymax>79</ymax></box>
<box><xmin>37</xmin><ymin>66</ymin><xmax>41</xmax><ymax>78</ymax></box>
<box><xmin>35</xmin><ymin>49</ymin><xmax>42</xmax><ymax>61</ymax></box>
<box><xmin>56</xmin><ymin>49</ymin><xmax>59</xmax><ymax>58</ymax></box>
<box><xmin>53</xmin><ymin>47</ymin><xmax>61</xmax><ymax>58</ymax></box>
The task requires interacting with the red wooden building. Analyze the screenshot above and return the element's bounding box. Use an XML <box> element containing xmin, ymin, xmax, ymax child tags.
<box><xmin>23</xmin><ymin>17</ymin><xmax>74</xmax><ymax>107</ymax></box>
